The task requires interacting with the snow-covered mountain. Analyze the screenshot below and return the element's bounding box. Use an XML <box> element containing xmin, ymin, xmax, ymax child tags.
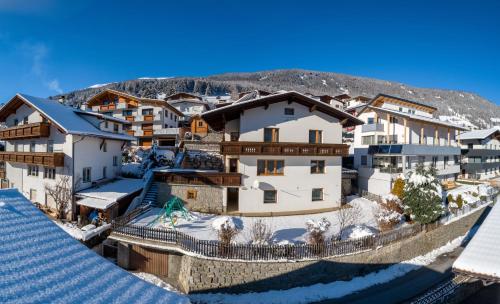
<box><xmin>54</xmin><ymin>69</ymin><xmax>500</xmax><ymax>129</ymax></box>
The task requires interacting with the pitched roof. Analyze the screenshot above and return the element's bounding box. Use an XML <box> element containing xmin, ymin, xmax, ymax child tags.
<box><xmin>453</xmin><ymin>198</ymin><xmax>500</xmax><ymax>281</ymax></box>
<box><xmin>364</xmin><ymin>105</ymin><xmax>468</xmax><ymax>130</ymax></box>
<box><xmin>86</xmin><ymin>89</ymin><xmax>183</xmax><ymax>116</ymax></box>
<box><xmin>458</xmin><ymin>127</ymin><xmax>500</xmax><ymax>140</ymax></box>
<box><xmin>0</xmin><ymin>94</ymin><xmax>135</xmax><ymax>141</ymax></box>
<box><xmin>358</xmin><ymin>93</ymin><xmax>438</xmax><ymax>115</ymax></box>
<box><xmin>0</xmin><ymin>188</ymin><xmax>188</xmax><ymax>304</ymax></box>
<box><xmin>201</xmin><ymin>90</ymin><xmax>364</xmax><ymax>130</ymax></box>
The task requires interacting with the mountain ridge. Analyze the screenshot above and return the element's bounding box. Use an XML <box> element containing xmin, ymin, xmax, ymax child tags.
<box><xmin>53</xmin><ymin>69</ymin><xmax>500</xmax><ymax>129</ymax></box>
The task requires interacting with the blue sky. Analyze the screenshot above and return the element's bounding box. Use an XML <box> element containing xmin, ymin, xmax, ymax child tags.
<box><xmin>0</xmin><ymin>0</ymin><xmax>499</xmax><ymax>104</ymax></box>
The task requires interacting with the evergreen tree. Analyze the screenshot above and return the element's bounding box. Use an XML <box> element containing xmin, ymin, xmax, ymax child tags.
<box><xmin>402</xmin><ymin>164</ymin><xmax>444</xmax><ymax>224</ymax></box>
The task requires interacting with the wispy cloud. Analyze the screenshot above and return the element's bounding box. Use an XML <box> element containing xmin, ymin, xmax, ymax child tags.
<box><xmin>20</xmin><ymin>40</ymin><xmax>63</xmax><ymax>95</ymax></box>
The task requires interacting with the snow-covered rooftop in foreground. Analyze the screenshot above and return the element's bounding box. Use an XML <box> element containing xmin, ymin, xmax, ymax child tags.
<box><xmin>76</xmin><ymin>178</ymin><xmax>144</xmax><ymax>210</ymax></box>
<box><xmin>0</xmin><ymin>189</ymin><xmax>189</xmax><ymax>304</ymax></box>
<box><xmin>453</xmin><ymin>200</ymin><xmax>500</xmax><ymax>281</ymax></box>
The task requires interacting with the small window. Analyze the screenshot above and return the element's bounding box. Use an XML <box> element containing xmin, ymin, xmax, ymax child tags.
<box><xmin>367</xmin><ymin>117</ymin><xmax>374</xmax><ymax>124</ymax></box>
<box><xmin>309</xmin><ymin>130</ymin><xmax>322</xmax><ymax>144</ymax></box>
<box><xmin>284</xmin><ymin>108</ymin><xmax>294</xmax><ymax>115</ymax></box>
<box><xmin>23</xmin><ymin>116</ymin><xmax>29</xmax><ymax>124</ymax></box>
<box><xmin>47</xmin><ymin>140</ymin><xmax>54</xmax><ymax>153</ymax></box>
<box><xmin>174</xmin><ymin>115</ymin><xmax>177</xmax><ymax>122</ymax></box>
<box><xmin>123</xmin><ymin>110</ymin><xmax>133</xmax><ymax>116</ymax></box>
<box><xmin>30</xmin><ymin>141</ymin><xmax>36</xmax><ymax>153</ymax></box>
<box><xmin>113</xmin><ymin>123</ymin><xmax>119</xmax><ymax>133</ymax></box>
<box><xmin>263</xmin><ymin>190</ymin><xmax>277</xmax><ymax>204</ymax></box>
<box><xmin>432</xmin><ymin>156</ymin><xmax>438</xmax><ymax>168</ymax></box>
<box><xmin>264</xmin><ymin>128</ymin><xmax>279</xmax><ymax>142</ymax></box>
<box><xmin>104</xmin><ymin>121</ymin><xmax>109</xmax><ymax>128</ymax></box>
<box><xmin>113</xmin><ymin>156</ymin><xmax>118</xmax><ymax>166</ymax></box>
<box><xmin>43</xmin><ymin>167</ymin><xmax>56</xmax><ymax>179</ymax></box>
<box><xmin>27</xmin><ymin>165</ymin><xmax>39</xmax><ymax>176</ymax></box>
<box><xmin>310</xmin><ymin>160</ymin><xmax>325</xmax><ymax>174</ymax></box>
<box><xmin>361</xmin><ymin>155</ymin><xmax>368</xmax><ymax>166</ymax></box>
<box><xmin>13</xmin><ymin>119</ymin><xmax>18</xmax><ymax>126</ymax></box>
<box><xmin>142</xmin><ymin>109</ymin><xmax>154</xmax><ymax>115</ymax></box>
<box><xmin>399</xmin><ymin>107</ymin><xmax>403</xmax><ymax>112</ymax></box>
<box><xmin>198</xmin><ymin>121</ymin><xmax>204</xmax><ymax>127</ymax></box>
<box><xmin>170</xmin><ymin>113</ymin><xmax>173</xmax><ymax>120</ymax></box>
<box><xmin>257</xmin><ymin>160</ymin><xmax>284</xmax><ymax>176</ymax></box>
<box><xmin>103</xmin><ymin>166</ymin><xmax>107</xmax><ymax>179</ymax></box>
<box><xmin>390</xmin><ymin>117</ymin><xmax>398</xmax><ymax>124</ymax></box>
<box><xmin>83</xmin><ymin>167</ymin><xmax>91</xmax><ymax>183</ymax></box>
<box><xmin>312</xmin><ymin>188</ymin><xmax>323</xmax><ymax>201</ymax></box>
<box><xmin>187</xmin><ymin>189</ymin><xmax>197</xmax><ymax>200</ymax></box>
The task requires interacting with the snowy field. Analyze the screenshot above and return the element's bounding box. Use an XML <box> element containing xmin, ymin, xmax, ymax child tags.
<box><xmin>130</xmin><ymin>196</ymin><xmax>381</xmax><ymax>243</ymax></box>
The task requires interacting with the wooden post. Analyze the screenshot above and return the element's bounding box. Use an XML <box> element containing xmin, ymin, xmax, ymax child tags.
<box><xmin>420</xmin><ymin>125</ymin><xmax>424</xmax><ymax>145</ymax></box>
<box><xmin>447</xmin><ymin>128</ymin><xmax>450</xmax><ymax>146</ymax></box>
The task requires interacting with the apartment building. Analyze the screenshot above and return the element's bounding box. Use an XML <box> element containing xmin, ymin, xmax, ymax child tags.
<box><xmin>459</xmin><ymin>127</ymin><xmax>500</xmax><ymax>180</ymax></box>
<box><xmin>85</xmin><ymin>89</ymin><xmax>183</xmax><ymax>147</ymax></box>
<box><xmin>0</xmin><ymin>94</ymin><xmax>134</xmax><ymax>218</ymax></box>
<box><xmin>199</xmin><ymin>91</ymin><xmax>362</xmax><ymax>215</ymax></box>
<box><xmin>352</xmin><ymin>94</ymin><xmax>467</xmax><ymax>196</ymax></box>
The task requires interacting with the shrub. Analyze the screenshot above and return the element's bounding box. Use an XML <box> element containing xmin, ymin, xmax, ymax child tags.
<box><xmin>391</xmin><ymin>178</ymin><xmax>405</xmax><ymax>199</ymax></box>
<box><xmin>456</xmin><ymin>194</ymin><xmax>464</xmax><ymax>209</ymax></box>
<box><xmin>376</xmin><ymin>208</ymin><xmax>402</xmax><ymax>231</ymax></box>
<box><xmin>212</xmin><ymin>217</ymin><xmax>240</xmax><ymax>245</ymax></box>
<box><xmin>480</xmin><ymin>195</ymin><xmax>487</xmax><ymax>201</ymax></box>
<box><xmin>249</xmin><ymin>219</ymin><xmax>274</xmax><ymax>245</ymax></box>
<box><xmin>402</xmin><ymin>164</ymin><xmax>444</xmax><ymax>224</ymax></box>
<box><xmin>383</xmin><ymin>194</ymin><xmax>404</xmax><ymax>214</ymax></box>
<box><xmin>472</xmin><ymin>192</ymin><xmax>479</xmax><ymax>197</ymax></box>
<box><xmin>306</xmin><ymin>217</ymin><xmax>331</xmax><ymax>255</ymax></box>
<box><xmin>447</xmin><ymin>194</ymin><xmax>454</xmax><ymax>204</ymax></box>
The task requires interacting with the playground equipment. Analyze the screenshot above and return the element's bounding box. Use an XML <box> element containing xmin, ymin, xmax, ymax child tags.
<box><xmin>148</xmin><ymin>196</ymin><xmax>192</xmax><ymax>230</ymax></box>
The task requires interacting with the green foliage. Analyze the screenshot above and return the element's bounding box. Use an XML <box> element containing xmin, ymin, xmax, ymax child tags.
<box><xmin>391</xmin><ymin>178</ymin><xmax>405</xmax><ymax>200</ymax></box>
<box><xmin>472</xmin><ymin>192</ymin><xmax>479</xmax><ymax>197</ymax></box>
<box><xmin>447</xmin><ymin>194</ymin><xmax>454</xmax><ymax>203</ymax></box>
<box><xmin>402</xmin><ymin>164</ymin><xmax>444</xmax><ymax>224</ymax></box>
<box><xmin>480</xmin><ymin>195</ymin><xmax>487</xmax><ymax>201</ymax></box>
<box><xmin>456</xmin><ymin>194</ymin><xmax>464</xmax><ymax>209</ymax></box>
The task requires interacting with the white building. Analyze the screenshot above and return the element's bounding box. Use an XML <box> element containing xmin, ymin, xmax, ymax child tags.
<box><xmin>201</xmin><ymin>91</ymin><xmax>362</xmax><ymax>215</ymax></box>
<box><xmin>352</xmin><ymin>94</ymin><xmax>467</xmax><ymax>196</ymax></box>
<box><xmin>85</xmin><ymin>89</ymin><xmax>183</xmax><ymax>147</ymax></box>
<box><xmin>165</xmin><ymin>92</ymin><xmax>211</xmax><ymax>118</ymax></box>
<box><xmin>459</xmin><ymin>127</ymin><xmax>500</xmax><ymax>180</ymax></box>
<box><xmin>0</xmin><ymin>94</ymin><xmax>134</xmax><ymax>219</ymax></box>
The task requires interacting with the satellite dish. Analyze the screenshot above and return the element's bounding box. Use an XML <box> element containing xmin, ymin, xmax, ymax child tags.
<box><xmin>252</xmin><ymin>180</ymin><xmax>260</xmax><ymax>189</ymax></box>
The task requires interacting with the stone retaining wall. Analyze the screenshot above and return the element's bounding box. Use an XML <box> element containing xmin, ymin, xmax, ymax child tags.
<box><xmin>176</xmin><ymin>205</ymin><xmax>490</xmax><ymax>294</ymax></box>
<box><xmin>157</xmin><ymin>182</ymin><xmax>224</xmax><ymax>213</ymax></box>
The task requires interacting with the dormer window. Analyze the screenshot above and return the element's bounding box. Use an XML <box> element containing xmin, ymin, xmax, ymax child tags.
<box><xmin>264</xmin><ymin>128</ymin><xmax>279</xmax><ymax>142</ymax></box>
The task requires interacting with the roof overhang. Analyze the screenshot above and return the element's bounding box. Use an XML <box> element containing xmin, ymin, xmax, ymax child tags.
<box><xmin>358</xmin><ymin>94</ymin><xmax>438</xmax><ymax>116</ymax></box>
<box><xmin>201</xmin><ymin>91</ymin><xmax>364</xmax><ymax>131</ymax></box>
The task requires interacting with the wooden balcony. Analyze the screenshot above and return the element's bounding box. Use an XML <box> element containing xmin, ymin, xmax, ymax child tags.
<box><xmin>0</xmin><ymin>122</ymin><xmax>50</xmax><ymax>140</ymax></box>
<box><xmin>143</xmin><ymin>115</ymin><xmax>154</xmax><ymax>121</ymax></box>
<box><xmin>99</xmin><ymin>104</ymin><xmax>116</xmax><ymax>111</ymax></box>
<box><xmin>0</xmin><ymin>152</ymin><xmax>64</xmax><ymax>167</ymax></box>
<box><xmin>154</xmin><ymin>171</ymin><xmax>242</xmax><ymax>186</ymax></box>
<box><xmin>125</xmin><ymin>115</ymin><xmax>135</xmax><ymax>122</ymax></box>
<box><xmin>126</xmin><ymin>130</ymin><xmax>135</xmax><ymax>136</ymax></box>
<box><xmin>220</xmin><ymin>142</ymin><xmax>349</xmax><ymax>156</ymax></box>
<box><xmin>142</xmin><ymin>130</ymin><xmax>153</xmax><ymax>136</ymax></box>
<box><xmin>0</xmin><ymin>163</ymin><xmax>5</xmax><ymax>179</ymax></box>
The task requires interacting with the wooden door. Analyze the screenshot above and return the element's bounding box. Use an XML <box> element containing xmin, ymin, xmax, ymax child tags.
<box><xmin>130</xmin><ymin>245</ymin><xmax>168</xmax><ymax>277</ymax></box>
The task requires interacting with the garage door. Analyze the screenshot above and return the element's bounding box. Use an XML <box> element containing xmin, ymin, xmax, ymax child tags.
<box><xmin>130</xmin><ymin>245</ymin><xmax>168</xmax><ymax>277</ymax></box>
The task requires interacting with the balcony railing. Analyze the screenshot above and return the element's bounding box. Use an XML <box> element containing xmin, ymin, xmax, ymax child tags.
<box><xmin>154</xmin><ymin>171</ymin><xmax>242</xmax><ymax>186</ymax></box>
<box><xmin>362</xmin><ymin>123</ymin><xmax>384</xmax><ymax>133</ymax></box>
<box><xmin>0</xmin><ymin>162</ymin><xmax>5</xmax><ymax>179</ymax></box>
<box><xmin>126</xmin><ymin>130</ymin><xmax>135</xmax><ymax>136</ymax></box>
<box><xmin>0</xmin><ymin>122</ymin><xmax>50</xmax><ymax>140</ymax></box>
<box><xmin>142</xmin><ymin>130</ymin><xmax>153</xmax><ymax>136</ymax></box>
<box><xmin>0</xmin><ymin>152</ymin><xmax>65</xmax><ymax>167</ymax></box>
<box><xmin>143</xmin><ymin>115</ymin><xmax>154</xmax><ymax>121</ymax></box>
<box><xmin>154</xmin><ymin>128</ymin><xmax>180</xmax><ymax>136</ymax></box>
<box><xmin>221</xmin><ymin>142</ymin><xmax>348</xmax><ymax>156</ymax></box>
<box><xmin>99</xmin><ymin>104</ymin><xmax>116</xmax><ymax>111</ymax></box>
<box><xmin>125</xmin><ymin>116</ymin><xmax>135</xmax><ymax>122</ymax></box>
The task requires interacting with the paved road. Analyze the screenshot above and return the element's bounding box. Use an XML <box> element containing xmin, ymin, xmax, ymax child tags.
<box><xmin>314</xmin><ymin>246</ymin><xmax>465</xmax><ymax>304</ymax></box>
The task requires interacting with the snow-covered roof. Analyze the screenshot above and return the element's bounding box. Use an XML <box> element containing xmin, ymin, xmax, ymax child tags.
<box><xmin>365</xmin><ymin>105</ymin><xmax>468</xmax><ymax>130</ymax></box>
<box><xmin>458</xmin><ymin>127</ymin><xmax>500</xmax><ymax>140</ymax></box>
<box><xmin>453</xmin><ymin>201</ymin><xmax>500</xmax><ymax>281</ymax></box>
<box><xmin>0</xmin><ymin>189</ymin><xmax>188</xmax><ymax>304</ymax></box>
<box><xmin>74</xmin><ymin>108</ymin><xmax>131</xmax><ymax>124</ymax></box>
<box><xmin>76</xmin><ymin>178</ymin><xmax>144</xmax><ymax>210</ymax></box>
<box><xmin>2</xmin><ymin>94</ymin><xmax>135</xmax><ymax>141</ymax></box>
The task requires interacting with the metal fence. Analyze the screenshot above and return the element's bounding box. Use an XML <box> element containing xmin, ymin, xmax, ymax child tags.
<box><xmin>111</xmin><ymin>195</ymin><xmax>495</xmax><ymax>261</ymax></box>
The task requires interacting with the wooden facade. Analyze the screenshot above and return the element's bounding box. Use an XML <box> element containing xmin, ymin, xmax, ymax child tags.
<box><xmin>129</xmin><ymin>244</ymin><xmax>169</xmax><ymax>277</ymax></box>
<box><xmin>0</xmin><ymin>122</ymin><xmax>50</xmax><ymax>140</ymax></box>
<box><xmin>0</xmin><ymin>162</ymin><xmax>5</xmax><ymax>179</ymax></box>
<box><xmin>190</xmin><ymin>116</ymin><xmax>208</xmax><ymax>136</ymax></box>
<box><xmin>154</xmin><ymin>171</ymin><xmax>242</xmax><ymax>186</ymax></box>
<box><xmin>0</xmin><ymin>152</ymin><xmax>65</xmax><ymax>167</ymax></box>
<box><xmin>220</xmin><ymin>142</ymin><xmax>349</xmax><ymax>156</ymax></box>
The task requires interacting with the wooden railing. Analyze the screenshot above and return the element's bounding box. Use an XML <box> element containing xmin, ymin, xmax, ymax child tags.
<box><xmin>143</xmin><ymin>115</ymin><xmax>154</xmax><ymax>121</ymax></box>
<box><xmin>100</xmin><ymin>104</ymin><xmax>116</xmax><ymax>111</ymax></box>
<box><xmin>154</xmin><ymin>171</ymin><xmax>242</xmax><ymax>186</ymax></box>
<box><xmin>0</xmin><ymin>163</ymin><xmax>5</xmax><ymax>179</ymax></box>
<box><xmin>126</xmin><ymin>130</ymin><xmax>135</xmax><ymax>136</ymax></box>
<box><xmin>0</xmin><ymin>151</ymin><xmax>64</xmax><ymax>167</ymax></box>
<box><xmin>142</xmin><ymin>130</ymin><xmax>153</xmax><ymax>136</ymax></box>
<box><xmin>220</xmin><ymin>142</ymin><xmax>349</xmax><ymax>156</ymax></box>
<box><xmin>125</xmin><ymin>116</ymin><xmax>135</xmax><ymax>122</ymax></box>
<box><xmin>0</xmin><ymin>122</ymin><xmax>50</xmax><ymax>140</ymax></box>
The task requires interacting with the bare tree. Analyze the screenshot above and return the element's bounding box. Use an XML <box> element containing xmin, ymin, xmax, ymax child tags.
<box><xmin>249</xmin><ymin>219</ymin><xmax>274</xmax><ymax>245</ymax></box>
<box><xmin>45</xmin><ymin>174</ymin><xmax>72</xmax><ymax>219</ymax></box>
<box><xmin>334</xmin><ymin>203</ymin><xmax>362</xmax><ymax>241</ymax></box>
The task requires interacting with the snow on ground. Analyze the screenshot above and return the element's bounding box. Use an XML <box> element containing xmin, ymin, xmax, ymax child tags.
<box><xmin>54</xmin><ymin>221</ymin><xmax>111</xmax><ymax>241</ymax></box>
<box><xmin>121</xmin><ymin>162</ymin><xmax>143</xmax><ymax>177</ymax></box>
<box><xmin>132</xmin><ymin>272</ymin><xmax>184</xmax><ymax>295</ymax></box>
<box><xmin>130</xmin><ymin>196</ymin><xmax>380</xmax><ymax>243</ymax></box>
<box><xmin>190</xmin><ymin>232</ymin><xmax>470</xmax><ymax>304</ymax></box>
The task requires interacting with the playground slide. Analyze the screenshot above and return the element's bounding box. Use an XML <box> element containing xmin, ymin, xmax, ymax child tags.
<box><xmin>174</xmin><ymin>151</ymin><xmax>185</xmax><ymax>168</ymax></box>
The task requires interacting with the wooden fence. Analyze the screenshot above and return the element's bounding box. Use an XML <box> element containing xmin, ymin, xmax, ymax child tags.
<box><xmin>111</xmin><ymin>195</ymin><xmax>495</xmax><ymax>261</ymax></box>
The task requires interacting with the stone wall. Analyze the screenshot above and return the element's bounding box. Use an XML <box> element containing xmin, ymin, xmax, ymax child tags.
<box><xmin>157</xmin><ymin>182</ymin><xmax>224</xmax><ymax>214</ymax></box>
<box><xmin>175</xmin><ymin>205</ymin><xmax>490</xmax><ymax>294</ymax></box>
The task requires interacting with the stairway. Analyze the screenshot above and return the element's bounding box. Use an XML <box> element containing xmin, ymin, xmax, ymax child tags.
<box><xmin>141</xmin><ymin>182</ymin><xmax>161</xmax><ymax>207</ymax></box>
